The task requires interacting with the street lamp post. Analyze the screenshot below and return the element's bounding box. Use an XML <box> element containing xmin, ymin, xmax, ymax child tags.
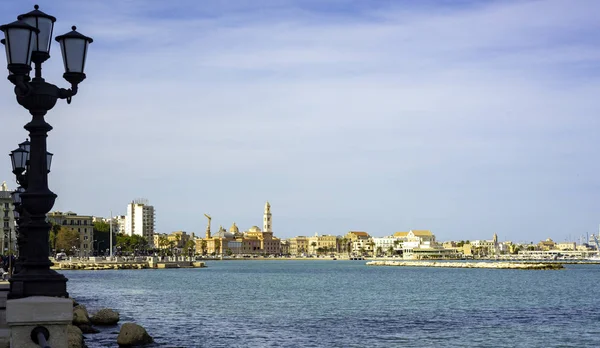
<box><xmin>1</xmin><ymin>5</ymin><xmax>93</xmax><ymax>299</ymax></box>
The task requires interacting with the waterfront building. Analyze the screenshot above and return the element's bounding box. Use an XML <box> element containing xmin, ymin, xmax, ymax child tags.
<box><xmin>470</xmin><ymin>233</ymin><xmax>499</xmax><ymax>256</ymax></box>
<box><xmin>345</xmin><ymin>231</ymin><xmax>372</xmax><ymax>254</ymax></box>
<box><xmin>47</xmin><ymin>211</ymin><xmax>94</xmax><ymax>257</ymax></box>
<box><xmin>280</xmin><ymin>240</ymin><xmax>290</xmax><ymax>255</ymax></box>
<box><xmin>168</xmin><ymin>231</ymin><xmax>193</xmax><ymax>248</ymax></box>
<box><xmin>0</xmin><ymin>182</ymin><xmax>16</xmax><ymax>255</ymax></box>
<box><xmin>538</xmin><ymin>238</ymin><xmax>556</xmax><ymax>251</ymax></box>
<box><xmin>372</xmin><ymin>236</ymin><xmax>401</xmax><ymax>256</ymax></box>
<box><xmin>153</xmin><ymin>233</ymin><xmax>168</xmax><ymax>250</ymax></box>
<box><xmin>289</xmin><ymin>236</ymin><xmax>309</xmax><ymax>256</ymax></box>
<box><xmin>556</xmin><ymin>242</ymin><xmax>576</xmax><ymax>251</ymax></box>
<box><xmin>400</xmin><ymin>230</ymin><xmax>458</xmax><ymax>259</ymax></box>
<box><xmin>125</xmin><ymin>199</ymin><xmax>155</xmax><ymax>246</ymax></box>
<box><xmin>307</xmin><ymin>233</ymin><xmax>339</xmax><ymax>254</ymax></box>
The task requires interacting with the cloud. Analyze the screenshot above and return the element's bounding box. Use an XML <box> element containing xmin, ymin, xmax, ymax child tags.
<box><xmin>0</xmin><ymin>0</ymin><xmax>599</xmax><ymax>242</ymax></box>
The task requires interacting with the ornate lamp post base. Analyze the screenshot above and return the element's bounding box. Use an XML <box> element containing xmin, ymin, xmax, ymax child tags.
<box><xmin>8</xmin><ymin>270</ymin><xmax>68</xmax><ymax>299</ymax></box>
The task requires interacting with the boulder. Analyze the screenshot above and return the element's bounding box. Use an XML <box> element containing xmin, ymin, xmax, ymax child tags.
<box><xmin>91</xmin><ymin>308</ymin><xmax>120</xmax><ymax>326</ymax></box>
<box><xmin>78</xmin><ymin>324</ymin><xmax>100</xmax><ymax>334</ymax></box>
<box><xmin>67</xmin><ymin>325</ymin><xmax>84</xmax><ymax>348</ymax></box>
<box><xmin>73</xmin><ymin>305</ymin><xmax>91</xmax><ymax>325</ymax></box>
<box><xmin>117</xmin><ymin>322</ymin><xmax>153</xmax><ymax>346</ymax></box>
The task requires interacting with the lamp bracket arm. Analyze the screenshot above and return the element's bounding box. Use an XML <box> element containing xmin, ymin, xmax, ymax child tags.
<box><xmin>10</xmin><ymin>75</ymin><xmax>32</xmax><ymax>97</ymax></box>
<box><xmin>58</xmin><ymin>84</ymin><xmax>78</xmax><ymax>104</ymax></box>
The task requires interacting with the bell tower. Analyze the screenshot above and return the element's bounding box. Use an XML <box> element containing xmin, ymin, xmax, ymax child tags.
<box><xmin>263</xmin><ymin>201</ymin><xmax>272</xmax><ymax>233</ymax></box>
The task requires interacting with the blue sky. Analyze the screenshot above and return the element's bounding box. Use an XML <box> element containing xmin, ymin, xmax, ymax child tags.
<box><xmin>1</xmin><ymin>0</ymin><xmax>600</xmax><ymax>243</ymax></box>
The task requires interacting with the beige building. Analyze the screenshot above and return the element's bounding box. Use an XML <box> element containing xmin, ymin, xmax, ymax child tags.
<box><xmin>0</xmin><ymin>182</ymin><xmax>16</xmax><ymax>255</ymax></box>
<box><xmin>556</xmin><ymin>242</ymin><xmax>576</xmax><ymax>251</ymax></box>
<box><xmin>307</xmin><ymin>233</ymin><xmax>339</xmax><ymax>254</ymax></box>
<box><xmin>47</xmin><ymin>211</ymin><xmax>94</xmax><ymax>257</ymax></box>
<box><xmin>345</xmin><ymin>231</ymin><xmax>372</xmax><ymax>254</ymax></box>
<box><xmin>538</xmin><ymin>238</ymin><xmax>556</xmax><ymax>251</ymax></box>
<box><xmin>289</xmin><ymin>236</ymin><xmax>309</xmax><ymax>255</ymax></box>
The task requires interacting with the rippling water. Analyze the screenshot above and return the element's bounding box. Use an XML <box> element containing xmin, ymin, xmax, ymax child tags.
<box><xmin>61</xmin><ymin>261</ymin><xmax>600</xmax><ymax>347</ymax></box>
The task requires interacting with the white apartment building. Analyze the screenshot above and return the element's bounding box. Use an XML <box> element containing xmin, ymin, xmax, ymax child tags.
<box><xmin>372</xmin><ymin>236</ymin><xmax>401</xmax><ymax>255</ymax></box>
<box><xmin>0</xmin><ymin>182</ymin><xmax>17</xmax><ymax>254</ymax></box>
<box><xmin>125</xmin><ymin>199</ymin><xmax>155</xmax><ymax>246</ymax></box>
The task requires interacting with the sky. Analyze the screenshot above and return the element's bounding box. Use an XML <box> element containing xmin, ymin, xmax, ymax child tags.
<box><xmin>1</xmin><ymin>0</ymin><xmax>600</xmax><ymax>243</ymax></box>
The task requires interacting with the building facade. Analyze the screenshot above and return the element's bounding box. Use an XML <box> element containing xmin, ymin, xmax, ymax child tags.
<box><xmin>289</xmin><ymin>236</ymin><xmax>309</xmax><ymax>255</ymax></box>
<box><xmin>195</xmin><ymin>202</ymin><xmax>281</xmax><ymax>256</ymax></box>
<box><xmin>47</xmin><ymin>211</ymin><xmax>94</xmax><ymax>257</ymax></box>
<box><xmin>0</xmin><ymin>182</ymin><xmax>16</xmax><ymax>255</ymax></box>
<box><xmin>307</xmin><ymin>233</ymin><xmax>339</xmax><ymax>254</ymax></box>
<box><xmin>125</xmin><ymin>199</ymin><xmax>155</xmax><ymax>246</ymax></box>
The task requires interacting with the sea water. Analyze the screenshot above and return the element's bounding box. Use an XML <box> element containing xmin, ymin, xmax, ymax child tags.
<box><xmin>62</xmin><ymin>260</ymin><xmax>600</xmax><ymax>347</ymax></box>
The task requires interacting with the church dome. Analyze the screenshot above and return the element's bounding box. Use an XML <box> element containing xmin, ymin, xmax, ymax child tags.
<box><xmin>229</xmin><ymin>223</ymin><xmax>239</xmax><ymax>233</ymax></box>
<box><xmin>212</xmin><ymin>230</ymin><xmax>235</xmax><ymax>239</ymax></box>
<box><xmin>249</xmin><ymin>226</ymin><xmax>262</xmax><ymax>232</ymax></box>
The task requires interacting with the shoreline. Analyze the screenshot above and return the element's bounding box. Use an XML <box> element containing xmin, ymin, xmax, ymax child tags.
<box><xmin>366</xmin><ymin>260</ymin><xmax>565</xmax><ymax>270</ymax></box>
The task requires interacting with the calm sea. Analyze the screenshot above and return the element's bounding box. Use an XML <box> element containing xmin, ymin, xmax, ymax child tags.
<box><xmin>61</xmin><ymin>260</ymin><xmax>600</xmax><ymax>348</ymax></box>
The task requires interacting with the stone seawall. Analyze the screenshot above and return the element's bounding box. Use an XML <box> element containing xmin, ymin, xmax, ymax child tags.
<box><xmin>366</xmin><ymin>261</ymin><xmax>564</xmax><ymax>270</ymax></box>
<box><xmin>52</xmin><ymin>261</ymin><xmax>206</xmax><ymax>271</ymax></box>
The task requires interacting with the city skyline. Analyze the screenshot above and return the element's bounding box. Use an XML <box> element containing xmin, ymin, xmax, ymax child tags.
<box><xmin>1</xmin><ymin>0</ymin><xmax>600</xmax><ymax>242</ymax></box>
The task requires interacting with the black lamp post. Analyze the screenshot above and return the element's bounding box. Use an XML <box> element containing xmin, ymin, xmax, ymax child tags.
<box><xmin>2</xmin><ymin>5</ymin><xmax>93</xmax><ymax>299</ymax></box>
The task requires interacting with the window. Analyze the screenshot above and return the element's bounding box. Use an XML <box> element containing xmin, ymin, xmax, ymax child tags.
<box><xmin>4</xmin><ymin>203</ymin><xmax>8</xmax><ymax>209</ymax></box>
<box><xmin>84</xmin><ymin>236</ymin><xmax>88</xmax><ymax>240</ymax></box>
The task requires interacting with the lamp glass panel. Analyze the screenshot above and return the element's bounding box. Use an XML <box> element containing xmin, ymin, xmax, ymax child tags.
<box><xmin>21</xmin><ymin>17</ymin><xmax>53</xmax><ymax>53</ymax></box>
<box><xmin>6</xmin><ymin>27</ymin><xmax>33</xmax><ymax>65</ymax></box>
<box><xmin>10</xmin><ymin>149</ymin><xmax>28</xmax><ymax>171</ymax></box>
<box><xmin>61</xmin><ymin>37</ymin><xmax>86</xmax><ymax>73</ymax></box>
<box><xmin>46</xmin><ymin>152</ymin><xmax>53</xmax><ymax>171</ymax></box>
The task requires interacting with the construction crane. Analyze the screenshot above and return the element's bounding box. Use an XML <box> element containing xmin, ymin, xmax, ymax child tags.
<box><xmin>204</xmin><ymin>213</ymin><xmax>211</xmax><ymax>230</ymax></box>
<box><xmin>592</xmin><ymin>234</ymin><xmax>600</xmax><ymax>255</ymax></box>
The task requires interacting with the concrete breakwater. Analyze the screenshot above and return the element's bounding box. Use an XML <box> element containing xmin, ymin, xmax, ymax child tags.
<box><xmin>53</xmin><ymin>260</ymin><xmax>206</xmax><ymax>271</ymax></box>
<box><xmin>366</xmin><ymin>261</ymin><xmax>564</xmax><ymax>270</ymax></box>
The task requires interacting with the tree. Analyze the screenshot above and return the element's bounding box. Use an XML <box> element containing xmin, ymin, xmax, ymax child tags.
<box><xmin>55</xmin><ymin>227</ymin><xmax>80</xmax><ymax>255</ymax></box>
<box><xmin>93</xmin><ymin>221</ymin><xmax>110</xmax><ymax>233</ymax></box>
<box><xmin>367</xmin><ymin>241</ymin><xmax>376</xmax><ymax>256</ymax></box>
<box><xmin>93</xmin><ymin>221</ymin><xmax>112</xmax><ymax>255</ymax></box>
<box><xmin>387</xmin><ymin>246</ymin><xmax>395</xmax><ymax>256</ymax></box>
<box><xmin>310</xmin><ymin>241</ymin><xmax>317</xmax><ymax>254</ymax></box>
<box><xmin>200</xmin><ymin>240</ymin><xmax>207</xmax><ymax>255</ymax></box>
<box><xmin>168</xmin><ymin>241</ymin><xmax>176</xmax><ymax>255</ymax></box>
<box><xmin>376</xmin><ymin>246</ymin><xmax>383</xmax><ymax>257</ymax></box>
<box><xmin>183</xmin><ymin>239</ymin><xmax>195</xmax><ymax>257</ymax></box>
<box><xmin>341</xmin><ymin>238</ymin><xmax>348</xmax><ymax>253</ymax></box>
<box><xmin>49</xmin><ymin>222</ymin><xmax>61</xmax><ymax>253</ymax></box>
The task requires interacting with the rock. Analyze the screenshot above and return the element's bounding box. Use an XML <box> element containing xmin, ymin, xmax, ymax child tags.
<box><xmin>91</xmin><ymin>308</ymin><xmax>120</xmax><ymax>326</ymax></box>
<box><xmin>78</xmin><ymin>324</ymin><xmax>100</xmax><ymax>334</ymax></box>
<box><xmin>73</xmin><ymin>305</ymin><xmax>91</xmax><ymax>325</ymax></box>
<box><xmin>68</xmin><ymin>325</ymin><xmax>84</xmax><ymax>348</ymax></box>
<box><xmin>117</xmin><ymin>322</ymin><xmax>153</xmax><ymax>346</ymax></box>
